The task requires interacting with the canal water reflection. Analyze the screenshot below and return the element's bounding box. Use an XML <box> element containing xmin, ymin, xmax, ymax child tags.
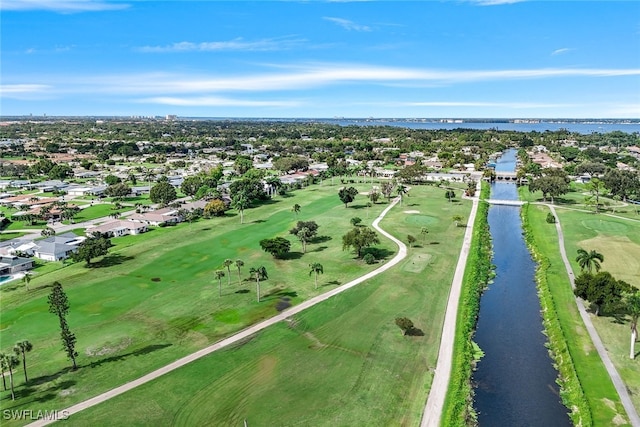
<box><xmin>472</xmin><ymin>150</ymin><xmax>571</xmax><ymax>426</ymax></box>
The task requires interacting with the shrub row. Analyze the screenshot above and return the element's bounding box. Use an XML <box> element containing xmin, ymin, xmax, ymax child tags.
<box><xmin>521</xmin><ymin>204</ymin><xmax>592</xmax><ymax>426</ymax></box>
<box><xmin>441</xmin><ymin>182</ymin><xmax>492</xmax><ymax>426</ymax></box>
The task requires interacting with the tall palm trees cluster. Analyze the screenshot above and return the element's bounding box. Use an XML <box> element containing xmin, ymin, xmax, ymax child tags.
<box><xmin>0</xmin><ymin>340</ymin><xmax>33</xmax><ymax>400</ymax></box>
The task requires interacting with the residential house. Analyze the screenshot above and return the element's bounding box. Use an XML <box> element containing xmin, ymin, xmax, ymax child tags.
<box><xmin>34</xmin><ymin>232</ymin><xmax>85</xmax><ymax>262</ymax></box>
<box><xmin>128</xmin><ymin>207</ymin><xmax>181</xmax><ymax>226</ymax></box>
<box><xmin>0</xmin><ymin>255</ymin><xmax>34</xmax><ymax>275</ymax></box>
<box><xmin>86</xmin><ymin>220</ymin><xmax>148</xmax><ymax>238</ymax></box>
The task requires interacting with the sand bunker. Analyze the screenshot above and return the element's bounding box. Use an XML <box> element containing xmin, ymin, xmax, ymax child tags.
<box><xmin>404</xmin><ymin>210</ymin><xmax>420</xmax><ymax>214</ymax></box>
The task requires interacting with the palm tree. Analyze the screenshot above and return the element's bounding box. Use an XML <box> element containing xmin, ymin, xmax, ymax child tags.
<box><xmin>575</xmin><ymin>248</ymin><xmax>604</xmax><ymax>273</ymax></box>
<box><xmin>421</xmin><ymin>227</ymin><xmax>429</xmax><ymax>243</ymax></box>
<box><xmin>232</xmin><ymin>192</ymin><xmax>249</xmax><ymax>224</ymax></box>
<box><xmin>13</xmin><ymin>340</ymin><xmax>33</xmax><ymax>382</ymax></box>
<box><xmin>223</xmin><ymin>259</ymin><xmax>233</xmax><ymax>286</ymax></box>
<box><xmin>624</xmin><ymin>292</ymin><xmax>640</xmax><ymax>359</ymax></box>
<box><xmin>235</xmin><ymin>259</ymin><xmax>244</xmax><ymax>286</ymax></box>
<box><xmin>0</xmin><ymin>353</ymin><xmax>19</xmax><ymax>400</ymax></box>
<box><xmin>215</xmin><ymin>270</ymin><xmax>225</xmax><ymax>297</ymax></box>
<box><xmin>396</xmin><ymin>184</ymin><xmax>408</xmax><ymax>207</ymax></box>
<box><xmin>0</xmin><ymin>353</ymin><xmax>6</xmax><ymax>391</ymax></box>
<box><xmin>292</xmin><ymin>203</ymin><xmax>301</xmax><ymax>218</ymax></box>
<box><xmin>309</xmin><ymin>262</ymin><xmax>324</xmax><ymax>289</ymax></box>
<box><xmin>22</xmin><ymin>272</ymin><xmax>32</xmax><ymax>291</ymax></box>
<box><xmin>249</xmin><ymin>266</ymin><xmax>268</xmax><ymax>302</ymax></box>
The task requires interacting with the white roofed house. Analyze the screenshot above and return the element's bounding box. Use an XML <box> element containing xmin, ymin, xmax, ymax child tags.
<box><xmin>86</xmin><ymin>220</ymin><xmax>147</xmax><ymax>238</ymax></box>
<box><xmin>34</xmin><ymin>232</ymin><xmax>85</xmax><ymax>262</ymax></box>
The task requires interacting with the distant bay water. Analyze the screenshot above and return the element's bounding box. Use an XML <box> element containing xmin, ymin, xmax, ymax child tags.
<box><xmin>316</xmin><ymin>119</ymin><xmax>640</xmax><ymax>134</ymax></box>
<box><xmin>190</xmin><ymin>117</ymin><xmax>640</xmax><ymax>135</ymax></box>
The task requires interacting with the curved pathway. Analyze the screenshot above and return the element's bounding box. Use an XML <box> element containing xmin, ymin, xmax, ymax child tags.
<box><xmin>27</xmin><ymin>197</ymin><xmax>408</xmax><ymax>427</ymax></box>
<box><xmin>421</xmin><ymin>182</ymin><xmax>481</xmax><ymax>427</ymax></box>
<box><xmin>548</xmin><ymin>205</ymin><xmax>640</xmax><ymax>427</ymax></box>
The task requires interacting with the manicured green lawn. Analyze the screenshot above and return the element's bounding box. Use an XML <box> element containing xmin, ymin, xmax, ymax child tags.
<box><xmin>525</xmin><ymin>203</ymin><xmax>638</xmax><ymax>425</ymax></box>
<box><xmin>55</xmin><ymin>184</ymin><xmax>471</xmax><ymax>426</ymax></box>
<box><xmin>0</xmin><ymin>231</ymin><xmax>28</xmax><ymax>242</ymax></box>
<box><xmin>0</xmin><ymin>182</ymin><xmax>470</xmax><ymax>426</ymax></box>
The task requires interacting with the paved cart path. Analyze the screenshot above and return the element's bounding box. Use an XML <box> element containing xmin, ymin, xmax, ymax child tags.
<box><xmin>27</xmin><ymin>196</ymin><xmax>408</xmax><ymax>426</ymax></box>
<box><xmin>420</xmin><ymin>183</ymin><xmax>481</xmax><ymax>427</ymax></box>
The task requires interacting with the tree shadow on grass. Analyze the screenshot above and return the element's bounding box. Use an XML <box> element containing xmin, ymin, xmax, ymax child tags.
<box><xmin>235</xmin><ymin>289</ymin><xmax>250</xmax><ymax>294</ymax></box>
<box><xmin>280</xmin><ymin>251</ymin><xmax>303</xmax><ymax>260</ymax></box>
<box><xmin>252</xmin><ymin>219</ymin><xmax>267</xmax><ymax>224</ymax></box>
<box><xmin>87</xmin><ymin>343</ymin><xmax>172</xmax><ymax>369</ymax></box>
<box><xmin>5</xmin><ymin>380</ymin><xmax>77</xmax><ymax>407</ymax></box>
<box><xmin>311</xmin><ymin>246</ymin><xmax>328</xmax><ymax>253</ymax></box>
<box><xmin>311</xmin><ymin>235</ymin><xmax>332</xmax><ymax>244</ymax></box>
<box><xmin>88</xmin><ymin>254</ymin><xmax>134</xmax><ymax>268</ymax></box>
<box><xmin>362</xmin><ymin>247</ymin><xmax>395</xmax><ymax>260</ymax></box>
<box><xmin>406</xmin><ymin>327</ymin><xmax>425</xmax><ymax>337</ymax></box>
<box><xmin>322</xmin><ymin>280</ymin><xmax>341</xmax><ymax>287</ymax></box>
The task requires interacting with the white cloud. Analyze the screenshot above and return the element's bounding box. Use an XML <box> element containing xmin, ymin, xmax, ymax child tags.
<box><xmin>11</xmin><ymin>65</ymin><xmax>640</xmax><ymax>99</ymax></box>
<box><xmin>1</xmin><ymin>0</ymin><xmax>130</xmax><ymax>12</ymax></box>
<box><xmin>468</xmin><ymin>0</ymin><xmax>527</xmax><ymax>5</ymax></box>
<box><xmin>324</xmin><ymin>17</ymin><xmax>371</xmax><ymax>32</ymax></box>
<box><xmin>138</xmin><ymin>96</ymin><xmax>302</xmax><ymax>108</ymax></box>
<box><xmin>551</xmin><ymin>48</ymin><xmax>572</xmax><ymax>56</ymax></box>
<box><xmin>380</xmin><ymin>101</ymin><xmax>579</xmax><ymax>109</ymax></box>
<box><xmin>138</xmin><ymin>37</ymin><xmax>306</xmax><ymax>53</ymax></box>
<box><xmin>0</xmin><ymin>84</ymin><xmax>51</xmax><ymax>94</ymax></box>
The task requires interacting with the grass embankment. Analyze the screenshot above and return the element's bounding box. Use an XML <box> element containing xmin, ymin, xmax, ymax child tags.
<box><xmin>521</xmin><ymin>204</ymin><xmax>591</xmax><ymax>426</ymax></box>
<box><xmin>441</xmin><ymin>181</ymin><xmax>492</xmax><ymax>426</ymax></box>
<box><xmin>0</xmin><ymin>182</ymin><xmax>470</xmax><ymax>425</ymax></box>
<box><xmin>523</xmin><ymin>203</ymin><xmax>634</xmax><ymax>426</ymax></box>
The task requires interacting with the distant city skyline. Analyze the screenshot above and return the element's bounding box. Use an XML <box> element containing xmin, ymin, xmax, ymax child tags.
<box><xmin>1</xmin><ymin>1</ymin><xmax>639</xmax><ymax>118</ymax></box>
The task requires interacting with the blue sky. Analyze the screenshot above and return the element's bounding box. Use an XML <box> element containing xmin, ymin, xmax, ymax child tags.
<box><xmin>1</xmin><ymin>0</ymin><xmax>639</xmax><ymax>118</ymax></box>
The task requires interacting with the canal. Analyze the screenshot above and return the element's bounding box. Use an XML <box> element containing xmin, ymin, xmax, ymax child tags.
<box><xmin>472</xmin><ymin>149</ymin><xmax>571</xmax><ymax>426</ymax></box>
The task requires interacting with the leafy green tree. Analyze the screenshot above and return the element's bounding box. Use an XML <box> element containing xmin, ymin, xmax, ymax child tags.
<box><xmin>234</xmin><ymin>157</ymin><xmax>254</xmax><ymax>175</ymax></box>
<box><xmin>181</xmin><ymin>176</ymin><xmax>204</xmax><ymax>199</ymax></box>
<box><xmin>48</xmin><ymin>281</ymin><xmax>78</xmax><ymax>370</ymax></box>
<box><xmin>381</xmin><ymin>181</ymin><xmax>394</xmax><ymax>201</ymax></box>
<box><xmin>395</xmin><ymin>317</ymin><xmax>414</xmax><ymax>336</ymax></box>
<box><xmin>575</xmin><ymin>248</ymin><xmax>604</xmax><ymax>273</ymax></box>
<box><xmin>574</xmin><ymin>272</ymin><xmax>632</xmax><ymax>316</ymax></box>
<box><xmin>407</xmin><ymin>234</ymin><xmax>416</xmax><ymax>248</ymax></box>
<box><xmin>259</xmin><ymin>237</ymin><xmax>291</xmax><ymax>259</ymax></box>
<box><xmin>215</xmin><ymin>270</ymin><xmax>225</xmax><ymax>297</ymax></box>
<box><xmin>48</xmin><ymin>164</ymin><xmax>73</xmax><ymax>180</ymax></box>
<box><xmin>350</xmin><ymin>217</ymin><xmax>362</xmax><ymax>226</ymax></box>
<box><xmin>338</xmin><ymin>186</ymin><xmax>359</xmax><ymax>207</ymax></box>
<box><xmin>623</xmin><ymin>292</ymin><xmax>640</xmax><ymax>359</ymax></box>
<box><xmin>369</xmin><ymin>189</ymin><xmax>380</xmax><ymax>204</ymax></box>
<box><xmin>342</xmin><ymin>226</ymin><xmax>380</xmax><ymax>258</ymax></box>
<box><xmin>273</xmin><ymin>156</ymin><xmax>309</xmax><ymax>173</ymax></box>
<box><xmin>309</xmin><ymin>262</ymin><xmax>324</xmax><ymax>289</ymax></box>
<box><xmin>105</xmin><ymin>182</ymin><xmax>131</xmax><ymax>200</ymax></box>
<box><xmin>235</xmin><ymin>259</ymin><xmax>244</xmax><ymax>286</ymax></box>
<box><xmin>528</xmin><ymin>169</ymin><xmax>570</xmax><ymax>203</ymax></box>
<box><xmin>289</xmin><ymin>221</ymin><xmax>319</xmax><ymax>253</ymax></box>
<box><xmin>149</xmin><ymin>181</ymin><xmax>177</xmax><ymax>206</ymax></box>
<box><xmin>72</xmin><ymin>233</ymin><xmax>112</xmax><ymax>266</ymax></box>
<box><xmin>603</xmin><ymin>169</ymin><xmax>639</xmax><ymax>201</ymax></box>
<box><xmin>0</xmin><ymin>353</ymin><xmax>19</xmax><ymax>400</ymax></box>
<box><xmin>0</xmin><ymin>353</ymin><xmax>6</xmax><ymax>391</ymax></box>
<box><xmin>249</xmin><ymin>266</ymin><xmax>268</xmax><ymax>302</ymax></box>
<box><xmin>104</xmin><ymin>174</ymin><xmax>121</xmax><ymax>186</ymax></box>
<box><xmin>13</xmin><ymin>340</ymin><xmax>33</xmax><ymax>382</ymax></box>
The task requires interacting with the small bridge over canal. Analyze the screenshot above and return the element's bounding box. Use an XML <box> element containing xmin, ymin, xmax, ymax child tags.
<box><xmin>485</xmin><ymin>199</ymin><xmax>526</xmax><ymax>206</ymax></box>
